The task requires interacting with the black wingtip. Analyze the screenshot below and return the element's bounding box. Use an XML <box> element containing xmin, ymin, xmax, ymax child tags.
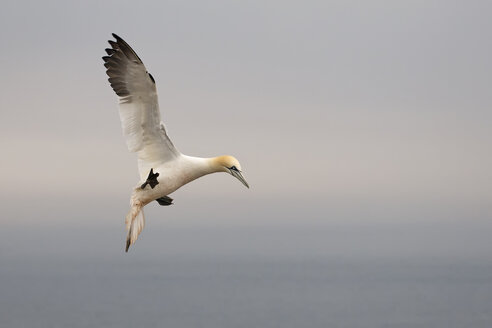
<box><xmin>112</xmin><ymin>33</ymin><xmax>121</xmax><ymax>40</ymax></box>
<box><xmin>108</xmin><ymin>40</ymin><xmax>118</xmax><ymax>48</ymax></box>
<box><xmin>125</xmin><ymin>238</ymin><xmax>131</xmax><ymax>252</ymax></box>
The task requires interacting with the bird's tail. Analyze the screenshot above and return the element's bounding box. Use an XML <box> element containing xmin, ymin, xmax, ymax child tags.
<box><xmin>125</xmin><ymin>202</ymin><xmax>145</xmax><ymax>252</ymax></box>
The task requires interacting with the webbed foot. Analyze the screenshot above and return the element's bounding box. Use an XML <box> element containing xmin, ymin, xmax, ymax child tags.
<box><xmin>156</xmin><ymin>196</ymin><xmax>174</xmax><ymax>206</ymax></box>
<box><xmin>141</xmin><ymin>168</ymin><xmax>159</xmax><ymax>189</ymax></box>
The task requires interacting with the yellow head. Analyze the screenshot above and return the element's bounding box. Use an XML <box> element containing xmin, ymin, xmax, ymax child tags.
<box><xmin>213</xmin><ymin>155</ymin><xmax>249</xmax><ymax>188</ymax></box>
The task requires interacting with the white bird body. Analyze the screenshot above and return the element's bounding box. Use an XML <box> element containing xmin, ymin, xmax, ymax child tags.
<box><xmin>134</xmin><ymin>155</ymin><xmax>218</xmax><ymax>205</ymax></box>
<box><xmin>103</xmin><ymin>34</ymin><xmax>249</xmax><ymax>251</ymax></box>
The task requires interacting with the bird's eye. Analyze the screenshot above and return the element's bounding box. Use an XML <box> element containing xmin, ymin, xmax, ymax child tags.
<box><xmin>229</xmin><ymin>165</ymin><xmax>238</xmax><ymax>171</ymax></box>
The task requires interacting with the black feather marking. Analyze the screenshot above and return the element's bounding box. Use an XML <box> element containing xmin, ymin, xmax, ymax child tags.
<box><xmin>108</xmin><ymin>77</ymin><xmax>122</xmax><ymax>84</ymax></box>
<box><xmin>108</xmin><ymin>40</ymin><xmax>119</xmax><ymax>49</ymax></box>
<box><xmin>103</xmin><ymin>33</ymin><xmax>153</xmax><ymax>98</ymax></box>
<box><xmin>148</xmin><ymin>73</ymin><xmax>155</xmax><ymax>84</ymax></box>
<box><xmin>111</xmin><ymin>81</ymin><xmax>127</xmax><ymax>89</ymax></box>
<box><xmin>106</xmin><ymin>55</ymin><xmax>124</xmax><ymax>66</ymax></box>
<box><xmin>125</xmin><ymin>232</ymin><xmax>131</xmax><ymax>252</ymax></box>
<box><xmin>114</xmin><ymin>89</ymin><xmax>130</xmax><ymax>97</ymax></box>
<box><xmin>112</xmin><ymin>33</ymin><xmax>143</xmax><ymax>63</ymax></box>
<box><xmin>140</xmin><ymin>168</ymin><xmax>159</xmax><ymax>189</ymax></box>
<box><xmin>156</xmin><ymin>196</ymin><xmax>173</xmax><ymax>206</ymax></box>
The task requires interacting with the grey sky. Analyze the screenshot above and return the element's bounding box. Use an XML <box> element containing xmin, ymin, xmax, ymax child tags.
<box><xmin>0</xmin><ymin>0</ymin><xmax>491</xmax><ymax>224</ymax></box>
<box><xmin>2</xmin><ymin>4</ymin><xmax>492</xmax><ymax>327</ymax></box>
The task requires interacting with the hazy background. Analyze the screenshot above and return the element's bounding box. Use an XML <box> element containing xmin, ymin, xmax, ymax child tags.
<box><xmin>0</xmin><ymin>1</ymin><xmax>491</xmax><ymax>327</ymax></box>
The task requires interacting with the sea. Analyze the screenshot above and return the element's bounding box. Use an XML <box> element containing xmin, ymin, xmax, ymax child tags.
<box><xmin>1</xmin><ymin>212</ymin><xmax>491</xmax><ymax>328</ymax></box>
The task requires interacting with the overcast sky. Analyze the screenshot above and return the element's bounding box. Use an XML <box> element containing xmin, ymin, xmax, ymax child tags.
<box><xmin>0</xmin><ymin>0</ymin><xmax>491</xmax><ymax>229</ymax></box>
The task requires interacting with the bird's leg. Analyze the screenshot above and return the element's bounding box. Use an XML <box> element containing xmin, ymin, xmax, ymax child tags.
<box><xmin>141</xmin><ymin>168</ymin><xmax>159</xmax><ymax>189</ymax></box>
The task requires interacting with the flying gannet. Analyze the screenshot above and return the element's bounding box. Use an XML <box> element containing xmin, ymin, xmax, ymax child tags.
<box><xmin>102</xmin><ymin>34</ymin><xmax>249</xmax><ymax>252</ymax></box>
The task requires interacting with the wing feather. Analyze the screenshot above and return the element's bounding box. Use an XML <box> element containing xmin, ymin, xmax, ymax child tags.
<box><xmin>103</xmin><ymin>33</ymin><xmax>179</xmax><ymax>179</ymax></box>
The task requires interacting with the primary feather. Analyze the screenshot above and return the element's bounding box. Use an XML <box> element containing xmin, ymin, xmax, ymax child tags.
<box><xmin>103</xmin><ymin>33</ymin><xmax>179</xmax><ymax>181</ymax></box>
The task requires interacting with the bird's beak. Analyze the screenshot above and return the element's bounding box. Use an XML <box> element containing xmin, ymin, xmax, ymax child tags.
<box><xmin>231</xmin><ymin>170</ymin><xmax>249</xmax><ymax>188</ymax></box>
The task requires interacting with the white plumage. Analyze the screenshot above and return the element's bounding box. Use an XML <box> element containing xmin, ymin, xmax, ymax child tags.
<box><xmin>103</xmin><ymin>34</ymin><xmax>249</xmax><ymax>252</ymax></box>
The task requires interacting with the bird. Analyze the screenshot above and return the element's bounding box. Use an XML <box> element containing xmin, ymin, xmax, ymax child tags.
<box><xmin>102</xmin><ymin>33</ymin><xmax>249</xmax><ymax>252</ymax></box>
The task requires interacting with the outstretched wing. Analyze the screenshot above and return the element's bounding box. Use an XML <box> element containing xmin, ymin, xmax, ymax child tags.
<box><xmin>103</xmin><ymin>33</ymin><xmax>179</xmax><ymax>180</ymax></box>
